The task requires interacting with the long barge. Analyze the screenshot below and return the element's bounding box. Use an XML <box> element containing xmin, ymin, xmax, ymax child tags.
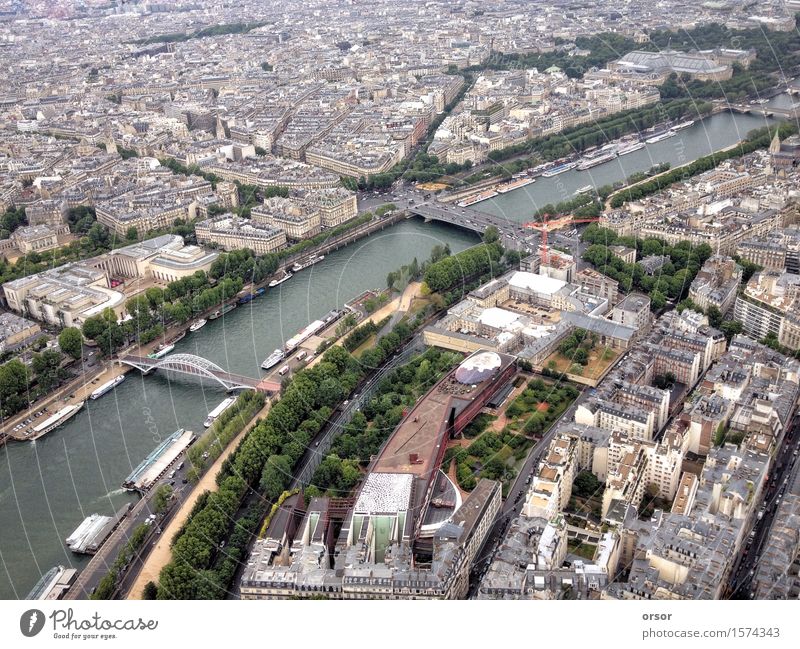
<box><xmin>457</xmin><ymin>189</ymin><xmax>499</xmax><ymax>207</ymax></box>
<box><xmin>27</xmin><ymin>402</ymin><xmax>84</xmax><ymax>440</ymax></box>
<box><xmin>284</xmin><ymin>309</ymin><xmax>343</xmax><ymax>352</ymax></box>
<box><xmin>122</xmin><ymin>428</ymin><xmax>195</xmax><ymax>492</ymax></box>
<box><xmin>89</xmin><ymin>375</ymin><xmax>125</xmax><ymax>400</ymax></box>
<box><xmin>541</xmin><ymin>161</ymin><xmax>578</xmax><ymax>177</ymax></box>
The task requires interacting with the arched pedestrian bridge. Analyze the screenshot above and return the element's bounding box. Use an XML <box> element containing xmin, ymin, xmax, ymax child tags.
<box><xmin>119</xmin><ymin>353</ymin><xmax>279</xmax><ymax>393</ymax></box>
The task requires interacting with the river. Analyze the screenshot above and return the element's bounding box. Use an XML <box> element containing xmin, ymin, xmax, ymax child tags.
<box><xmin>0</xmin><ymin>109</ymin><xmax>777</xmax><ymax>599</ymax></box>
<box><xmin>478</xmin><ymin>112</ymin><xmax>774</xmax><ymax>222</ymax></box>
<box><xmin>0</xmin><ymin>218</ymin><xmax>478</xmax><ymax>599</ymax></box>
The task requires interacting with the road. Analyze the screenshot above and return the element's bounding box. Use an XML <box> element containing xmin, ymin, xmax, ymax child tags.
<box><xmin>65</xmin><ymin>444</ymin><xmax>195</xmax><ymax>599</ymax></box>
<box><xmin>727</xmin><ymin>409</ymin><xmax>800</xmax><ymax>599</ymax></box>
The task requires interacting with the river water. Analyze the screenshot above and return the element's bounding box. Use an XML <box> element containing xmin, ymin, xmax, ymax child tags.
<box><xmin>477</xmin><ymin>112</ymin><xmax>773</xmax><ymax>223</ymax></box>
<box><xmin>0</xmin><ymin>109</ymin><xmax>776</xmax><ymax>599</ymax></box>
<box><xmin>0</xmin><ymin>219</ymin><xmax>478</xmax><ymax>599</ymax></box>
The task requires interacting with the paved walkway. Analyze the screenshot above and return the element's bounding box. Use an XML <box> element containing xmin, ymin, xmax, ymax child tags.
<box><xmin>125</xmin><ymin>400</ymin><xmax>272</xmax><ymax>599</ymax></box>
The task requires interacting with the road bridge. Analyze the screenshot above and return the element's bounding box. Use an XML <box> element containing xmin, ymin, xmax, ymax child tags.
<box><xmin>408</xmin><ymin>201</ymin><xmax>536</xmax><ymax>251</ymax></box>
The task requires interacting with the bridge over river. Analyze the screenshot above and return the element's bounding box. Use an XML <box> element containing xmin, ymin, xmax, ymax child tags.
<box><xmin>408</xmin><ymin>201</ymin><xmax>536</xmax><ymax>251</ymax></box>
<box><xmin>118</xmin><ymin>353</ymin><xmax>280</xmax><ymax>393</ymax></box>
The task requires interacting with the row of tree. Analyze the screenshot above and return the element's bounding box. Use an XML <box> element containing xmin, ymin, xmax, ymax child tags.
<box><xmin>306</xmin><ymin>348</ymin><xmax>461</xmax><ymax>498</ymax></box>
<box><xmin>422</xmin><ymin>240</ymin><xmax>504</xmax><ymax>293</ymax></box>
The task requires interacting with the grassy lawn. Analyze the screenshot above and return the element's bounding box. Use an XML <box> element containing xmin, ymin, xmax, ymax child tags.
<box><xmin>568</xmin><ymin>539</ymin><xmax>597</xmax><ymax>561</ymax></box>
<box><xmin>409</xmin><ymin>295</ymin><xmax>433</xmax><ymax>315</ymax></box>
<box><xmin>544</xmin><ymin>345</ymin><xmax>619</xmax><ymax>380</ymax></box>
<box><xmin>503</xmin><ymin>378</ymin><xmax>579</xmax><ymax>437</ymax></box>
<box><xmin>351</xmin><ymin>334</ymin><xmax>378</xmax><ymax>358</ymax></box>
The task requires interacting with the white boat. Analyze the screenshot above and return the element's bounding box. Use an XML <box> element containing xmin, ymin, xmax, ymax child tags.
<box><xmin>189</xmin><ymin>319</ymin><xmax>207</xmax><ymax>332</ymax></box>
<box><xmin>291</xmin><ymin>255</ymin><xmax>324</xmax><ymax>273</ymax></box>
<box><xmin>576</xmin><ymin>151</ymin><xmax>618</xmax><ymax>171</ymax></box>
<box><xmin>496</xmin><ymin>177</ymin><xmax>535</xmax><ymax>193</ymax></box>
<box><xmin>671</xmin><ymin>120</ymin><xmax>695</xmax><ymax>131</ymax></box>
<box><xmin>285</xmin><ymin>309</ymin><xmax>341</xmax><ymax>352</ymax></box>
<box><xmin>457</xmin><ymin>189</ymin><xmax>499</xmax><ymax>207</ymax></box>
<box><xmin>269</xmin><ymin>271</ymin><xmax>293</xmax><ymax>288</ymax></box>
<box><xmin>148</xmin><ymin>343</ymin><xmax>174</xmax><ymax>359</ymax></box>
<box><xmin>90</xmin><ymin>375</ymin><xmax>125</xmax><ymax>400</ymax></box>
<box><xmin>541</xmin><ymin>161</ymin><xmax>578</xmax><ymax>177</ymax></box>
<box><xmin>204</xmin><ymin>396</ymin><xmax>237</xmax><ymax>428</ymax></box>
<box><xmin>261</xmin><ymin>348</ymin><xmax>285</xmax><ymax>370</ymax></box>
<box><xmin>645</xmin><ymin>130</ymin><xmax>676</xmax><ymax>144</ymax></box>
<box><xmin>617</xmin><ymin>141</ymin><xmax>645</xmax><ymax>156</ymax></box>
<box><xmin>29</xmin><ymin>402</ymin><xmax>84</xmax><ymax>440</ymax></box>
<box><xmin>574</xmin><ymin>185</ymin><xmax>594</xmax><ymax>195</ymax></box>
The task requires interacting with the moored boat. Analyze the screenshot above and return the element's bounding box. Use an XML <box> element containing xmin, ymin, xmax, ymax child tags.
<box><xmin>261</xmin><ymin>348</ymin><xmax>285</xmax><ymax>370</ymax></box>
<box><xmin>90</xmin><ymin>375</ymin><xmax>125</xmax><ymax>400</ymax></box>
<box><xmin>189</xmin><ymin>318</ymin><xmax>207</xmax><ymax>332</ymax></box>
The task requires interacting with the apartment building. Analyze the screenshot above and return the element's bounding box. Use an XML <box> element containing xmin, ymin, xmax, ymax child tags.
<box><xmin>734</xmin><ymin>271</ymin><xmax>800</xmax><ymax>349</ymax></box>
<box><xmin>611</xmin><ymin>293</ymin><xmax>651</xmax><ymax>334</ymax></box>
<box><xmin>195</xmin><ymin>214</ymin><xmax>287</xmax><ymax>255</ymax></box>
<box><xmin>251</xmin><ymin>197</ymin><xmax>321</xmax><ymax>240</ymax></box>
<box><xmin>297</xmin><ymin>187</ymin><xmax>358</xmax><ymax>228</ymax></box>
<box><xmin>688</xmin><ymin>255</ymin><xmax>742</xmax><ymax>315</ymax></box>
<box><xmin>522</xmin><ymin>434</ymin><xmax>578</xmax><ymax>519</ymax></box>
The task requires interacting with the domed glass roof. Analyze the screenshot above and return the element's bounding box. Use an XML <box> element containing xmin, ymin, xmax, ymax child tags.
<box><xmin>454</xmin><ymin>351</ymin><xmax>502</xmax><ymax>385</ymax></box>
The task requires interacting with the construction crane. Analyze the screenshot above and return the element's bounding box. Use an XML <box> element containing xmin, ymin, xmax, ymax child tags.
<box><xmin>523</xmin><ymin>213</ymin><xmax>603</xmax><ymax>266</ymax></box>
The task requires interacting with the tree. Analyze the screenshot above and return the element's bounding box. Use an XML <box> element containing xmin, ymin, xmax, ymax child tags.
<box><xmin>153</xmin><ymin>484</ymin><xmax>174</xmax><ymax>513</ymax></box>
<box><xmin>58</xmin><ymin>327</ymin><xmax>83</xmax><ymax>360</ymax></box>
<box><xmin>125</xmin><ymin>226</ymin><xmax>139</xmax><ymax>241</ymax></box>
<box><xmin>0</xmin><ymin>359</ymin><xmax>30</xmax><ymax>416</ymax></box>
<box><xmin>504</xmin><ymin>249</ymin><xmax>521</xmax><ymax>268</ymax></box>
<box><xmin>649</xmin><ymin>290</ymin><xmax>666</xmax><ymax>311</ymax></box>
<box><xmin>259</xmin><ymin>454</ymin><xmax>293</xmax><ymax>501</ymax></box>
<box><xmin>572</xmin><ymin>348</ymin><xmax>589</xmax><ymax>365</ymax></box>
<box><xmin>483</xmin><ymin>225</ymin><xmax>500</xmax><ymax>244</ymax></box>
<box><xmin>720</xmin><ymin>320</ymin><xmax>743</xmax><ymax>342</ymax></box>
<box><xmin>705</xmin><ymin>305</ymin><xmax>723</xmax><ymax>328</ymax></box>
<box><xmin>573</xmin><ymin>471</ymin><xmax>602</xmax><ymax>499</ymax></box>
<box><xmin>142</xmin><ymin>581</ymin><xmax>159</xmax><ymax>599</ymax></box>
<box><xmin>32</xmin><ymin>349</ymin><xmax>64</xmax><ymax>392</ymax></box>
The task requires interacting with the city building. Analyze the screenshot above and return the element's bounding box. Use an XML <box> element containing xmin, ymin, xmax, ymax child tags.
<box><xmin>734</xmin><ymin>271</ymin><xmax>800</xmax><ymax>349</ymax></box>
<box><xmin>296</xmin><ymin>187</ymin><xmax>358</xmax><ymax>228</ymax></box>
<box><xmin>3</xmin><ymin>262</ymin><xmax>126</xmax><ymax>327</ymax></box>
<box><xmin>0</xmin><ymin>312</ymin><xmax>41</xmax><ymax>353</ymax></box>
<box><xmin>688</xmin><ymin>255</ymin><xmax>742</xmax><ymax>315</ymax></box>
<box><xmin>609</xmin><ymin>49</ymin><xmax>734</xmax><ymax>83</ymax></box>
<box><xmin>251</xmin><ymin>197</ymin><xmax>321</xmax><ymax>240</ymax></box>
<box><xmin>195</xmin><ymin>214</ymin><xmax>287</xmax><ymax>254</ymax></box>
<box><xmin>611</xmin><ymin>293</ymin><xmax>652</xmax><ymax>334</ymax></box>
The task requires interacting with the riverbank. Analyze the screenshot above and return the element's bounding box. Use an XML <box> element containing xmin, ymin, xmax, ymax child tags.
<box><xmin>602</xmin><ymin>139</ymin><xmax>742</xmax><ymax>209</ymax></box>
<box><xmin>125</xmin><ymin>399</ymin><xmax>272</xmax><ymax>599</ymax></box>
<box><xmin>0</xmin><ymin>218</ymin><xmax>479</xmax><ymax>600</ymax></box>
